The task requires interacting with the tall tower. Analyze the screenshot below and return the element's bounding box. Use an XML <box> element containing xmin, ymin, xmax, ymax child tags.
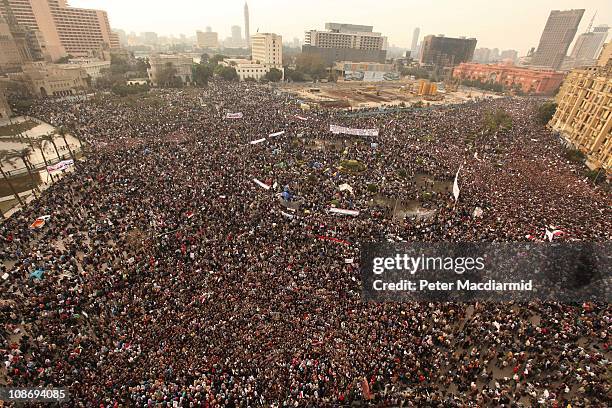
<box><xmin>531</xmin><ymin>9</ymin><xmax>584</xmax><ymax>69</ymax></box>
<box><xmin>411</xmin><ymin>27</ymin><xmax>420</xmax><ymax>55</ymax></box>
<box><xmin>244</xmin><ymin>2</ymin><xmax>250</xmax><ymax>48</ymax></box>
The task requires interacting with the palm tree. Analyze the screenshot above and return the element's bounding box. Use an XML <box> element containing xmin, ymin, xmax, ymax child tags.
<box><xmin>31</xmin><ymin>139</ymin><xmax>55</xmax><ymax>183</ymax></box>
<box><xmin>56</xmin><ymin>126</ymin><xmax>75</xmax><ymax>161</ymax></box>
<box><xmin>0</xmin><ymin>150</ymin><xmax>25</xmax><ymax>207</ymax></box>
<box><xmin>16</xmin><ymin>147</ymin><xmax>40</xmax><ymax>196</ymax></box>
<box><xmin>41</xmin><ymin>132</ymin><xmax>62</xmax><ymax>163</ymax></box>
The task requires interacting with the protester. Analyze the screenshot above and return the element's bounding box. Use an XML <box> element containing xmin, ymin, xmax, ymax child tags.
<box><xmin>0</xmin><ymin>82</ymin><xmax>609</xmax><ymax>406</ymax></box>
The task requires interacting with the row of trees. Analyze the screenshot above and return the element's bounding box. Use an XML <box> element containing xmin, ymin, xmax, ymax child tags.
<box><xmin>461</xmin><ymin>79</ymin><xmax>504</xmax><ymax>93</ymax></box>
<box><xmin>0</xmin><ymin>127</ymin><xmax>78</xmax><ymax>213</ymax></box>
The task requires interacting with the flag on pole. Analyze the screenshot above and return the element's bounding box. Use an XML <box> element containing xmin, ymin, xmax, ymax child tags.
<box><xmin>452</xmin><ymin>166</ymin><xmax>461</xmax><ymax>202</ymax></box>
<box><xmin>253</xmin><ymin>178</ymin><xmax>271</xmax><ymax>190</ymax></box>
<box><xmin>249</xmin><ymin>137</ymin><xmax>266</xmax><ymax>145</ymax></box>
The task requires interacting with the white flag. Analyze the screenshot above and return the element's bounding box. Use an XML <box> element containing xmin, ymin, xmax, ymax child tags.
<box><xmin>253</xmin><ymin>178</ymin><xmax>271</xmax><ymax>190</ymax></box>
<box><xmin>249</xmin><ymin>138</ymin><xmax>266</xmax><ymax>145</ymax></box>
<box><xmin>453</xmin><ymin>166</ymin><xmax>461</xmax><ymax>202</ymax></box>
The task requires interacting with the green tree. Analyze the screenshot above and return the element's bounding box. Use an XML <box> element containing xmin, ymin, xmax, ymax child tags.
<box><xmin>210</xmin><ymin>54</ymin><xmax>227</xmax><ymax>65</ymax></box>
<box><xmin>401</xmin><ymin>67</ymin><xmax>430</xmax><ymax>79</ymax></box>
<box><xmin>295</xmin><ymin>53</ymin><xmax>327</xmax><ymax>79</ymax></box>
<box><xmin>157</xmin><ymin>62</ymin><xmax>183</xmax><ymax>88</ymax></box>
<box><xmin>55</xmin><ymin>54</ymin><xmax>74</xmax><ymax>64</ymax></box>
<box><xmin>56</xmin><ymin>126</ymin><xmax>75</xmax><ymax>161</ymax></box>
<box><xmin>264</xmin><ymin>68</ymin><xmax>283</xmax><ymax>82</ymax></box>
<box><xmin>536</xmin><ymin>102</ymin><xmax>557</xmax><ymax>125</ymax></box>
<box><xmin>483</xmin><ymin>109</ymin><xmax>512</xmax><ymax>134</ymax></box>
<box><xmin>216</xmin><ymin>66</ymin><xmax>238</xmax><ymax>81</ymax></box>
<box><xmin>192</xmin><ymin>63</ymin><xmax>213</xmax><ymax>86</ymax></box>
<box><xmin>0</xmin><ymin>150</ymin><xmax>25</xmax><ymax>206</ymax></box>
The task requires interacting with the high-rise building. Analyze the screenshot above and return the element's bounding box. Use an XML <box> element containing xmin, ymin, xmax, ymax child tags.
<box><xmin>550</xmin><ymin>43</ymin><xmax>612</xmax><ymax>171</ymax></box>
<box><xmin>232</xmin><ymin>26</ymin><xmax>241</xmax><ymax>41</ymax></box>
<box><xmin>251</xmin><ymin>32</ymin><xmax>282</xmax><ymax>69</ymax></box>
<box><xmin>302</xmin><ymin>23</ymin><xmax>387</xmax><ymax>65</ymax></box>
<box><xmin>569</xmin><ymin>25</ymin><xmax>609</xmax><ymax>61</ymax></box>
<box><xmin>0</xmin><ymin>0</ymin><xmax>118</xmax><ymax>60</ymax></box>
<box><xmin>411</xmin><ymin>27</ymin><xmax>419</xmax><ymax>54</ymax></box>
<box><xmin>420</xmin><ymin>35</ymin><xmax>477</xmax><ymax>68</ymax></box>
<box><xmin>244</xmin><ymin>2</ymin><xmax>250</xmax><ymax>48</ymax></box>
<box><xmin>0</xmin><ymin>15</ymin><xmax>24</xmax><ymax>72</ymax></box>
<box><xmin>531</xmin><ymin>9</ymin><xmax>584</xmax><ymax>70</ymax></box>
<box><xmin>143</xmin><ymin>32</ymin><xmax>158</xmax><ymax>46</ymax></box>
<box><xmin>197</xmin><ymin>30</ymin><xmax>218</xmax><ymax>49</ymax></box>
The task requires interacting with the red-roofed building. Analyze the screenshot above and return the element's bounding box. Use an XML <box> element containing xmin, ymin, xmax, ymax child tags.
<box><xmin>452</xmin><ymin>62</ymin><xmax>565</xmax><ymax>95</ymax></box>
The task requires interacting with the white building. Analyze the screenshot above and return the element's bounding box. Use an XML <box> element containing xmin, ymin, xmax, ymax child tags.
<box><xmin>251</xmin><ymin>33</ymin><xmax>283</xmax><ymax>79</ymax></box>
<box><xmin>59</xmin><ymin>58</ymin><xmax>110</xmax><ymax>81</ymax></box>
<box><xmin>305</xmin><ymin>23</ymin><xmax>386</xmax><ymax>52</ymax></box>
<box><xmin>221</xmin><ymin>58</ymin><xmax>270</xmax><ymax>81</ymax></box>
<box><xmin>147</xmin><ymin>54</ymin><xmax>193</xmax><ymax>86</ymax></box>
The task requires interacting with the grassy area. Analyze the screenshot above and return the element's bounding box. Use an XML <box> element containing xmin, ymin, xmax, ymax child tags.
<box><xmin>339</xmin><ymin>159</ymin><xmax>366</xmax><ymax>173</ymax></box>
<box><xmin>0</xmin><ymin>172</ymin><xmax>41</xmax><ymax>197</ymax></box>
<box><xmin>0</xmin><ymin>120</ymin><xmax>39</xmax><ymax>137</ymax></box>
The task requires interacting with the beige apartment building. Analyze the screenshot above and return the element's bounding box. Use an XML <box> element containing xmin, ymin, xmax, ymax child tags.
<box><xmin>550</xmin><ymin>43</ymin><xmax>612</xmax><ymax>171</ymax></box>
<box><xmin>148</xmin><ymin>54</ymin><xmax>193</xmax><ymax>86</ymax></box>
<box><xmin>0</xmin><ymin>16</ymin><xmax>23</xmax><ymax>72</ymax></box>
<box><xmin>0</xmin><ymin>0</ymin><xmax>118</xmax><ymax>60</ymax></box>
<box><xmin>8</xmin><ymin>61</ymin><xmax>89</xmax><ymax>96</ymax></box>
<box><xmin>196</xmin><ymin>30</ymin><xmax>218</xmax><ymax>49</ymax></box>
<box><xmin>251</xmin><ymin>32</ymin><xmax>282</xmax><ymax>69</ymax></box>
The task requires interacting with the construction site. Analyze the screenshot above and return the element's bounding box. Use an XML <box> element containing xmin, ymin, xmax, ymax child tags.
<box><xmin>280</xmin><ymin>79</ymin><xmax>502</xmax><ymax>109</ymax></box>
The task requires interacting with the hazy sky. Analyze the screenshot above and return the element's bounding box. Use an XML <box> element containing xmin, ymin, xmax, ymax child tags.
<box><xmin>71</xmin><ymin>0</ymin><xmax>611</xmax><ymax>54</ymax></box>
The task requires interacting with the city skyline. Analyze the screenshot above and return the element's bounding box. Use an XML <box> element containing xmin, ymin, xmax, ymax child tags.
<box><xmin>70</xmin><ymin>0</ymin><xmax>611</xmax><ymax>53</ymax></box>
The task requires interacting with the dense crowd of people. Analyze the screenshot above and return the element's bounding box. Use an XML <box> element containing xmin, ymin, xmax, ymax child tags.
<box><xmin>0</xmin><ymin>82</ymin><xmax>610</xmax><ymax>406</ymax></box>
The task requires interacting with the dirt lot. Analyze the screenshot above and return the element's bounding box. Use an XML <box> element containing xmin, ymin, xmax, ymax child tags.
<box><xmin>281</xmin><ymin>81</ymin><xmax>502</xmax><ymax>109</ymax></box>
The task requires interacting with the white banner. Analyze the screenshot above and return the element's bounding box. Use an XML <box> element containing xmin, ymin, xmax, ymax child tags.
<box><xmin>295</xmin><ymin>115</ymin><xmax>308</xmax><ymax>121</ymax></box>
<box><xmin>249</xmin><ymin>138</ymin><xmax>266</xmax><ymax>145</ymax></box>
<box><xmin>329</xmin><ymin>207</ymin><xmax>360</xmax><ymax>216</ymax></box>
<box><xmin>47</xmin><ymin>159</ymin><xmax>74</xmax><ymax>173</ymax></box>
<box><xmin>225</xmin><ymin>112</ymin><xmax>243</xmax><ymax>119</ymax></box>
<box><xmin>330</xmin><ymin>124</ymin><xmax>379</xmax><ymax>137</ymax></box>
<box><xmin>253</xmin><ymin>178</ymin><xmax>271</xmax><ymax>190</ymax></box>
<box><xmin>268</xmin><ymin>131</ymin><xmax>285</xmax><ymax>138</ymax></box>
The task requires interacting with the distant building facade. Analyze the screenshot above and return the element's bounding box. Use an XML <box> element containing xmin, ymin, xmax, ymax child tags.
<box><xmin>420</xmin><ymin>35</ymin><xmax>477</xmax><ymax>68</ymax></box>
<box><xmin>221</xmin><ymin>58</ymin><xmax>270</xmax><ymax>81</ymax></box>
<box><xmin>197</xmin><ymin>30</ymin><xmax>218</xmax><ymax>49</ymax></box>
<box><xmin>147</xmin><ymin>54</ymin><xmax>193</xmax><ymax>86</ymax></box>
<box><xmin>411</xmin><ymin>27</ymin><xmax>419</xmax><ymax>55</ymax></box>
<box><xmin>8</xmin><ymin>61</ymin><xmax>89</xmax><ymax>97</ymax></box>
<box><xmin>60</xmin><ymin>58</ymin><xmax>110</xmax><ymax>81</ymax></box>
<box><xmin>0</xmin><ymin>0</ymin><xmax>118</xmax><ymax>60</ymax></box>
<box><xmin>550</xmin><ymin>43</ymin><xmax>612</xmax><ymax>171</ymax></box>
<box><xmin>251</xmin><ymin>33</ymin><xmax>282</xmax><ymax>69</ymax></box>
<box><xmin>0</xmin><ymin>16</ymin><xmax>23</xmax><ymax>72</ymax></box>
<box><xmin>531</xmin><ymin>9</ymin><xmax>584</xmax><ymax>70</ymax></box>
<box><xmin>334</xmin><ymin>61</ymin><xmax>397</xmax><ymax>82</ymax></box>
<box><xmin>302</xmin><ymin>23</ymin><xmax>387</xmax><ymax>64</ymax></box>
<box><xmin>561</xmin><ymin>25</ymin><xmax>610</xmax><ymax>70</ymax></box>
<box><xmin>500</xmin><ymin>49</ymin><xmax>519</xmax><ymax>63</ymax></box>
<box><xmin>244</xmin><ymin>2</ymin><xmax>250</xmax><ymax>48</ymax></box>
<box><xmin>453</xmin><ymin>62</ymin><xmax>565</xmax><ymax>95</ymax></box>
<box><xmin>0</xmin><ymin>84</ymin><xmax>11</xmax><ymax>119</ymax></box>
